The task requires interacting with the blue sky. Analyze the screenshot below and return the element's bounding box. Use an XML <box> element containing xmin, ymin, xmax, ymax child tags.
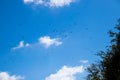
<box><xmin>0</xmin><ymin>0</ymin><xmax>120</xmax><ymax>80</ymax></box>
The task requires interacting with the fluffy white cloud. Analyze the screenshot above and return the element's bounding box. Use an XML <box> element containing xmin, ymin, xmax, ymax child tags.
<box><xmin>49</xmin><ymin>0</ymin><xmax>74</xmax><ymax>7</ymax></box>
<box><xmin>12</xmin><ymin>41</ymin><xmax>30</xmax><ymax>50</ymax></box>
<box><xmin>45</xmin><ymin>65</ymin><xmax>84</xmax><ymax>80</ymax></box>
<box><xmin>23</xmin><ymin>0</ymin><xmax>76</xmax><ymax>7</ymax></box>
<box><xmin>0</xmin><ymin>72</ymin><xmax>24</xmax><ymax>80</ymax></box>
<box><xmin>11</xmin><ymin>36</ymin><xmax>62</xmax><ymax>50</ymax></box>
<box><xmin>39</xmin><ymin>36</ymin><xmax>62</xmax><ymax>48</ymax></box>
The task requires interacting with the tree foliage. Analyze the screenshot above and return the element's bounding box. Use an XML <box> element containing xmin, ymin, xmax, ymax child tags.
<box><xmin>86</xmin><ymin>19</ymin><xmax>120</xmax><ymax>80</ymax></box>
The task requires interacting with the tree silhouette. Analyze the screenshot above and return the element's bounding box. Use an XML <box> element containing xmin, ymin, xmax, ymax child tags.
<box><xmin>86</xmin><ymin>19</ymin><xmax>120</xmax><ymax>80</ymax></box>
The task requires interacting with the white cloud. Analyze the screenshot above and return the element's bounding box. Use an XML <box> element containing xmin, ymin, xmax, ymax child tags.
<box><xmin>49</xmin><ymin>0</ymin><xmax>74</xmax><ymax>7</ymax></box>
<box><xmin>80</xmin><ymin>60</ymin><xmax>89</xmax><ymax>64</ymax></box>
<box><xmin>23</xmin><ymin>0</ymin><xmax>33</xmax><ymax>3</ymax></box>
<box><xmin>23</xmin><ymin>0</ymin><xmax>76</xmax><ymax>7</ymax></box>
<box><xmin>39</xmin><ymin>36</ymin><xmax>62</xmax><ymax>48</ymax></box>
<box><xmin>23</xmin><ymin>0</ymin><xmax>44</xmax><ymax>4</ymax></box>
<box><xmin>11</xmin><ymin>36</ymin><xmax>62</xmax><ymax>50</ymax></box>
<box><xmin>45</xmin><ymin>65</ymin><xmax>84</xmax><ymax>80</ymax></box>
<box><xmin>0</xmin><ymin>72</ymin><xmax>24</xmax><ymax>80</ymax></box>
<box><xmin>12</xmin><ymin>41</ymin><xmax>30</xmax><ymax>50</ymax></box>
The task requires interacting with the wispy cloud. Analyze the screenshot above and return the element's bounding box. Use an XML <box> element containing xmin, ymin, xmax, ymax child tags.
<box><xmin>24</xmin><ymin>0</ymin><xmax>44</xmax><ymax>4</ymax></box>
<box><xmin>23</xmin><ymin>0</ymin><xmax>76</xmax><ymax>7</ymax></box>
<box><xmin>24</xmin><ymin>0</ymin><xmax>33</xmax><ymax>3</ymax></box>
<box><xmin>12</xmin><ymin>41</ymin><xmax>30</xmax><ymax>50</ymax></box>
<box><xmin>80</xmin><ymin>60</ymin><xmax>89</xmax><ymax>64</ymax></box>
<box><xmin>45</xmin><ymin>65</ymin><xmax>84</xmax><ymax>80</ymax></box>
<box><xmin>39</xmin><ymin>36</ymin><xmax>62</xmax><ymax>48</ymax></box>
<box><xmin>0</xmin><ymin>72</ymin><xmax>24</xmax><ymax>80</ymax></box>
